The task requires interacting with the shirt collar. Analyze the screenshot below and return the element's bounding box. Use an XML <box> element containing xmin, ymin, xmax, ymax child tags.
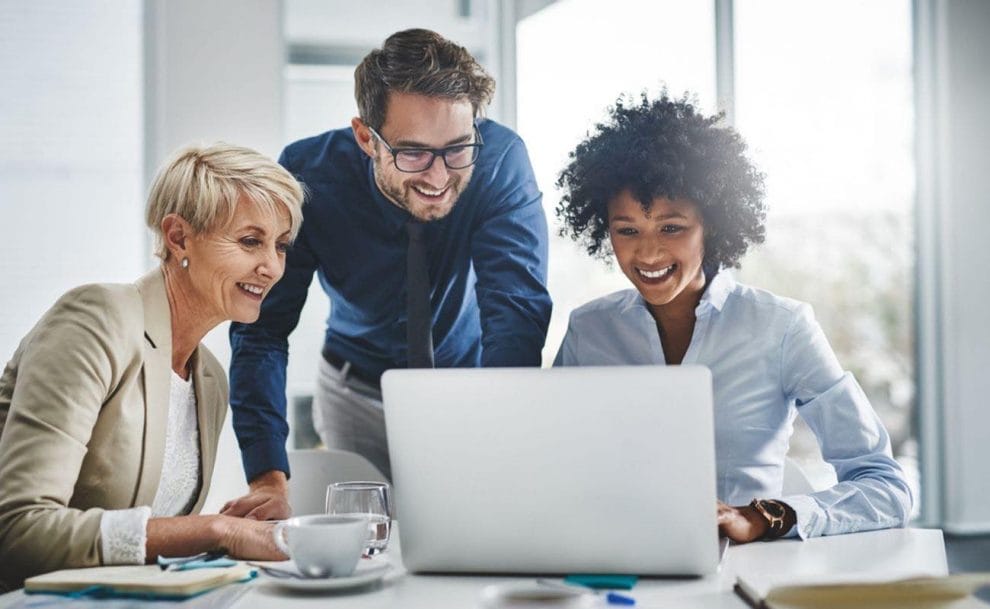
<box><xmin>622</xmin><ymin>268</ymin><xmax>735</xmax><ymax>317</ymax></box>
<box><xmin>698</xmin><ymin>268</ymin><xmax>734</xmax><ymax>313</ymax></box>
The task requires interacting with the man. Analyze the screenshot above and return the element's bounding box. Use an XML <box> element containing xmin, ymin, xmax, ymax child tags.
<box><xmin>221</xmin><ymin>29</ymin><xmax>552</xmax><ymax>519</ymax></box>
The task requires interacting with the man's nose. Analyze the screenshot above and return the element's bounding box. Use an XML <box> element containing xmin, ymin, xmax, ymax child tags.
<box><xmin>422</xmin><ymin>154</ymin><xmax>450</xmax><ymax>185</ymax></box>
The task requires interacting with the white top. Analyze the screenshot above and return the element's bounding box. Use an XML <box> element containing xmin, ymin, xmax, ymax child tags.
<box><xmin>554</xmin><ymin>271</ymin><xmax>913</xmax><ymax>539</ymax></box>
<box><xmin>99</xmin><ymin>371</ymin><xmax>201</xmax><ymax>564</ymax></box>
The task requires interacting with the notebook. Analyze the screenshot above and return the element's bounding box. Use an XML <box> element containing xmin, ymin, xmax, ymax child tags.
<box><xmin>24</xmin><ymin>564</ymin><xmax>255</xmax><ymax>600</ymax></box>
<box><xmin>734</xmin><ymin>572</ymin><xmax>990</xmax><ymax>609</ymax></box>
<box><xmin>731</xmin><ymin>527</ymin><xmax>968</xmax><ymax>609</ymax></box>
<box><xmin>381</xmin><ymin>365</ymin><xmax>721</xmax><ymax>576</ymax></box>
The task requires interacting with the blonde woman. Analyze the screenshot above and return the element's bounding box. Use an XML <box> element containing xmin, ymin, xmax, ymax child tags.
<box><xmin>0</xmin><ymin>143</ymin><xmax>304</xmax><ymax>590</ymax></box>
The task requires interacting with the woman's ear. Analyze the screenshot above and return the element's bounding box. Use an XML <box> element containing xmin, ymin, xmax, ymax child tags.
<box><xmin>161</xmin><ymin>213</ymin><xmax>192</xmax><ymax>261</ymax></box>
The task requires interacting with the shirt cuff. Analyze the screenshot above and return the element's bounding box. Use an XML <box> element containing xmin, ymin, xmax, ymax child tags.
<box><xmin>99</xmin><ymin>506</ymin><xmax>152</xmax><ymax>565</ymax></box>
<box><xmin>241</xmin><ymin>436</ymin><xmax>290</xmax><ymax>482</ymax></box>
<box><xmin>779</xmin><ymin>494</ymin><xmax>826</xmax><ymax>540</ymax></box>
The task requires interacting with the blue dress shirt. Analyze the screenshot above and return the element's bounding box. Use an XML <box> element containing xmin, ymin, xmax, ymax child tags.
<box><xmin>230</xmin><ymin>119</ymin><xmax>552</xmax><ymax>480</ymax></box>
<box><xmin>554</xmin><ymin>271</ymin><xmax>912</xmax><ymax>539</ymax></box>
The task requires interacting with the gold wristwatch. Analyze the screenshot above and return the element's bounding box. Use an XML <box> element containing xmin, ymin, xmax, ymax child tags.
<box><xmin>749</xmin><ymin>498</ymin><xmax>789</xmax><ymax>539</ymax></box>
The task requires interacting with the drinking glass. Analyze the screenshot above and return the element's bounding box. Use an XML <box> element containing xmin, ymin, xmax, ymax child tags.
<box><xmin>325</xmin><ymin>481</ymin><xmax>391</xmax><ymax>555</ymax></box>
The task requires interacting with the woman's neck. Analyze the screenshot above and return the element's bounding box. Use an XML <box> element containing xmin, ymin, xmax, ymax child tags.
<box><xmin>162</xmin><ymin>263</ymin><xmax>222</xmax><ymax>379</ymax></box>
<box><xmin>652</xmin><ymin>310</ymin><xmax>696</xmax><ymax>366</ymax></box>
<box><xmin>648</xmin><ymin>269</ymin><xmax>708</xmax><ymax>365</ymax></box>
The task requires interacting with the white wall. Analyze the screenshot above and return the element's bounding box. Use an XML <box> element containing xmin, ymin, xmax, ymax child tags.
<box><xmin>283</xmin><ymin>0</ymin><xmax>510</xmax><ymax>122</ymax></box>
<box><xmin>924</xmin><ymin>0</ymin><xmax>990</xmax><ymax>533</ymax></box>
<box><xmin>145</xmin><ymin>0</ymin><xmax>284</xmax><ymax>163</ymax></box>
<box><xmin>285</xmin><ymin>0</ymin><xmax>487</xmax><ymax>49</ymax></box>
<box><xmin>0</xmin><ymin>1</ymin><xmax>145</xmax><ymax>364</ymax></box>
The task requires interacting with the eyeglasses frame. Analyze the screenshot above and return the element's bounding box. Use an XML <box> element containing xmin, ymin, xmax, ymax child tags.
<box><xmin>365</xmin><ymin>123</ymin><xmax>484</xmax><ymax>173</ymax></box>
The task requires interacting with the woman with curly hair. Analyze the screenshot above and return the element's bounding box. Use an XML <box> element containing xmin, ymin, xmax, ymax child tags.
<box><xmin>554</xmin><ymin>93</ymin><xmax>912</xmax><ymax>544</ymax></box>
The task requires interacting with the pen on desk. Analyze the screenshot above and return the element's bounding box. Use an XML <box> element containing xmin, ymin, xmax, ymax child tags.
<box><xmin>157</xmin><ymin>550</ymin><xmax>227</xmax><ymax>571</ymax></box>
<box><xmin>536</xmin><ymin>579</ymin><xmax>636</xmax><ymax>606</ymax></box>
<box><xmin>601</xmin><ymin>591</ymin><xmax>636</xmax><ymax>606</ymax></box>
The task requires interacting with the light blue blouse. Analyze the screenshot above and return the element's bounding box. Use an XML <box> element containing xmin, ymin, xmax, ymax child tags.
<box><xmin>553</xmin><ymin>271</ymin><xmax>912</xmax><ymax>539</ymax></box>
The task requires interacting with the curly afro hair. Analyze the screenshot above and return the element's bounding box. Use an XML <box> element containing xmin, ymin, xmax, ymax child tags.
<box><xmin>556</xmin><ymin>92</ymin><xmax>766</xmax><ymax>271</ymax></box>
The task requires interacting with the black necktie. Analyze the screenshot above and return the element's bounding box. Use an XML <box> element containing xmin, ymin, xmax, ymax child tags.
<box><xmin>405</xmin><ymin>221</ymin><xmax>434</xmax><ymax>368</ymax></box>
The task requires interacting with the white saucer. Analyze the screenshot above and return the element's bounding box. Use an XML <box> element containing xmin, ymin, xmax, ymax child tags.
<box><xmin>257</xmin><ymin>561</ymin><xmax>390</xmax><ymax>592</ymax></box>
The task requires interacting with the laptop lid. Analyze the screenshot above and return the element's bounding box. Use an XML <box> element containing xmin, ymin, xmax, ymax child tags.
<box><xmin>381</xmin><ymin>365</ymin><xmax>720</xmax><ymax>576</ymax></box>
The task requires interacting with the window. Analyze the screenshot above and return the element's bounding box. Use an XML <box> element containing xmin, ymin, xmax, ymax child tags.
<box><xmin>733</xmin><ymin>0</ymin><xmax>918</xmax><ymax>506</ymax></box>
<box><xmin>517</xmin><ymin>0</ymin><xmax>716</xmax><ymax>363</ymax></box>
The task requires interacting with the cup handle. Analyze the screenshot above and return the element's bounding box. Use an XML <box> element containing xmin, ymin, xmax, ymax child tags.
<box><xmin>272</xmin><ymin>521</ymin><xmax>291</xmax><ymax>557</ymax></box>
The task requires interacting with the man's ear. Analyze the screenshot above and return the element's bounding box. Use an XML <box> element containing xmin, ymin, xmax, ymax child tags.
<box><xmin>351</xmin><ymin>117</ymin><xmax>376</xmax><ymax>158</ymax></box>
<box><xmin>161</xmin><ymin>213</ymin><xmax>192</xmax><ymax>261</ymax></box>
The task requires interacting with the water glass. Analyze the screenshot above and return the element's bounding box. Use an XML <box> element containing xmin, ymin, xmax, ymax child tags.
<box><xmin>326</xmin><ymin>481</ymin><xmax>391</xmax><ymax>555</ymax></box>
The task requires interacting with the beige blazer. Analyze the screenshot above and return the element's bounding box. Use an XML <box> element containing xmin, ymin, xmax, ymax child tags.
<box><xmin>0</xmin><ymin>269</ymin><xmax>228</xmax><ymax>590</ymax></box>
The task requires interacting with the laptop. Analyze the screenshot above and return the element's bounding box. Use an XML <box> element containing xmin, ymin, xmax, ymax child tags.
<box><xmin>381</xmin><ymin>365</ymin><xmax>721</xmax><ymax>576</ymax></box>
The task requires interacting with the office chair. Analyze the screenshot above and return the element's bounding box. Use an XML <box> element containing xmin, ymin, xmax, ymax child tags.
<box><xmin>287</xmin><ymin>448</ymin><xmax>388</xmax><ymax>516</ymax></box>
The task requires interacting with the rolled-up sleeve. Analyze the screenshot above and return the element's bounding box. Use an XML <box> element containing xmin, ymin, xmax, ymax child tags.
<box><xmin>779</xmin><ymin>304</ymin><xmax>913</xmax><ymax>538</ymax></box>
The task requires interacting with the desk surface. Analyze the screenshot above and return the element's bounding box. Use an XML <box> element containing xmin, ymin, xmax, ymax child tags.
<box><xmin>0</xmin><ymin>528</ymin><xmax>947</xmax><ymax>609</ymax></box>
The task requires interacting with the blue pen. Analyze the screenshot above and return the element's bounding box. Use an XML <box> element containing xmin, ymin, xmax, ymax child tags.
<box><xmin>603</xmin><ymin>591</ymin><xmax>636</xmax><ymax>605</ymax></box>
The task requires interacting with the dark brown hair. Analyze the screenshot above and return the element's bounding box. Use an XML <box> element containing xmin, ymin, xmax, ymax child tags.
<box><xmin>354</xmin><ymin>28</ymin><xmax>495</xmax><ymax>131</ymax></box>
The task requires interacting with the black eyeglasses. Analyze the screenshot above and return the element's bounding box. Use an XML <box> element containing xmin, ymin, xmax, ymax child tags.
<box><xmin>367</xmin><ymin>124</ymin><xmax>484</xmax><ymax>173</ymax></box>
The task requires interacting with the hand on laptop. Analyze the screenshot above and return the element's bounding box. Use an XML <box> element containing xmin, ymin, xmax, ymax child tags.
<box><xmin>220</xmin><ymin>470</ymin><xmax>291</xmax><ymax>520</ymax></box>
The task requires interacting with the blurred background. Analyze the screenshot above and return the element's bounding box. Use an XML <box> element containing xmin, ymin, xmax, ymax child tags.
<box><xmin>1</xmin><ymin>0</ymin><xmax>987</xmax><ymax>538</ymax></box>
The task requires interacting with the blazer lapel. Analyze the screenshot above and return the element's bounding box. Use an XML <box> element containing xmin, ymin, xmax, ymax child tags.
<box><xmin>133</xmin><ymin>269</ymin><xmax>172</xmax><ymax>508</ymax></box>
<box><xmin>189</xmin><ymin>348</ymin><xmax>221</xmax><ymax>513</ymax></box>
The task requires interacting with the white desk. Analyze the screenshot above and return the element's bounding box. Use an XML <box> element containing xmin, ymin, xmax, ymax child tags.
<box><xmin>0</xmin><ymin>528</ymin><xmax>947</xmax><ymax>609</ymax></box>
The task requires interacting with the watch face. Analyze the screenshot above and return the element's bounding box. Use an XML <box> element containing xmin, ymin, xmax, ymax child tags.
<box><xmin>751</xmin><ymin>499</ymin><xmax>790</xmax><ymax>540</ymax></box>
<box><xmin>763</xmin><ymin>500</ymin><xmax>787</xmax><ymax>519</ymax></box>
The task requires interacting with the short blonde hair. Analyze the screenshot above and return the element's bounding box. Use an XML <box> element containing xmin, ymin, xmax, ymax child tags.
<box><xmin>146</xmin><ymin>143</ymin><xmax>305</xmax><ymax>260</ymax></box>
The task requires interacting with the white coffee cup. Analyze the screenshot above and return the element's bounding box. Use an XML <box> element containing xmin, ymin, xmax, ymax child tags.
<box><xmin>272</xmin><ymin>514</ymin><xmax>368</xmax><ymax>577</ymax></box>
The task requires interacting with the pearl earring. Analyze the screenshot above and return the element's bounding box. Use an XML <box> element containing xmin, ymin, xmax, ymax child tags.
<box><xmin>181</xmin><ymin>257</ymin><xmax>189</xmax><ymax>269</ymax></box>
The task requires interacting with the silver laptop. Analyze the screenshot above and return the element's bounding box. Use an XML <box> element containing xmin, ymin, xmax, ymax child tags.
<box><xmin>381</xmin><ymin>365</ymin><xmax>721</xmax><ymax>576</ymax></box>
